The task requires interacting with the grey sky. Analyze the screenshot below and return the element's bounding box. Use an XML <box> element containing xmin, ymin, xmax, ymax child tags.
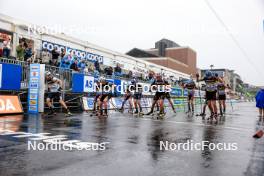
<box><xmin>0</xmin><ymin>0</ymin><xmax>263</xmax><ymax>85</ymax></box>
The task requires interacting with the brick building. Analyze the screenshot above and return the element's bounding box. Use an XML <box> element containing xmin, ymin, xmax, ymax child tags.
<box><xmin>126</xmin><ymin>39</ymin><xmax>197</xmax><ymax>76</ymax></box>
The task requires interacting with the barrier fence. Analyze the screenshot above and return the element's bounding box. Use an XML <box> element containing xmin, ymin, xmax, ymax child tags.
<box><xmin>1</xmin><ymin>57</ymin><xmax>239</xmax><ymax>113</ymax></box>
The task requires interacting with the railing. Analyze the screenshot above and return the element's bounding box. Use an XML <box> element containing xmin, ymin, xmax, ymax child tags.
<box><xmin>0</xmin><ymin>57</ymin><xmax>181</xmax><ymax>91</ymax></box>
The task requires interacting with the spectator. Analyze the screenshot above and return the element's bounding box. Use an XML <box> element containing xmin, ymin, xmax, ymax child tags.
<box><xmin>88</xmin><ymin>64</ymin><xmax>95</xmax><ymax>73</ymax></box>
<box><xmin>70</xmin><ymin>59</ymin><xmax>80</xmax><ymax>72</ymax></box>
<box><xmin>256</xmin><ymin>89</ymin><xmax>264</xmax><ymax>118</ymax></box>
<box><xmin>105</xmin><ymin>66</ymin><xmax>113</xmax><ymax>76</ymax></box>
<box><xmin>78</xmin><ymin>59</ymin><xmax>87</xmax><ymax>73</ymax></box>
<box><xmin>60</xmin><ymin>52</ymin><xmax>74</xmax><ymax>69</ymax></box>
<box><xmin>16</xmin><ymin>41</ymin><xmax>25</xmax><ymax>61</ymax></box>
<box><xmin>114</xmin><ymin>63</ymin><xmax>122</xmax><ymax>77</ymax></box>
<box><xmin>148</xmin><ymin>70</ymin><xmax>155</xmax><ymax>83</ymax></box>
<box><xmin>3</xmin><ymin>37</ymin><xmax>11</xmax><ymax>58</ymax></box>
<box><xmin>41</xmin><ymin>48</ymin><xmax>51</xmax><ymax>64</ymax></box>
<box><xmin>61</xmin><ymin>48</ymin><xmax>66</xmax><ymax>58</ymax></box>
<box><xmin>51</xmin><ymin>46</ymin><xmax>60</xmax><ymax>66</ymax></box>
<box><xmin>94</xmin><ymin>59</ymin><xmax>100</xmax><ymax>72</ymax></box>
<box><xmin>24</xmin><ymin>43</ymin><xmax>34</xmax><ymax>62</ymax></box>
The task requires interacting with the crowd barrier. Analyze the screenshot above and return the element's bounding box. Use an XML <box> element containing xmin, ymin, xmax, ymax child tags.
<box><xmin>0</xmin><ymin>60</ymin><xmax>239</xmax><ymax>114</ymax></box>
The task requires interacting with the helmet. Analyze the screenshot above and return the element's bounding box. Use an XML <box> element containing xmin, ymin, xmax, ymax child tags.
<box><xmin>99</xmin><ymin>76</ymin><xmax>106</xmax><ymax>82</ymax></box>
<box><xmin>45</xmin><ymin>71</ymin><xmax>52</xmax><ymax>76</ymax></box>
<box><xmin>205</xmin><ymin>71</ymin><xmax>212</xmax><ymax>77</ymax></box>
<box><xmin>131</xmin><ymin>78</ymin><xmax>137</xmax><ymax>84</ymax></box>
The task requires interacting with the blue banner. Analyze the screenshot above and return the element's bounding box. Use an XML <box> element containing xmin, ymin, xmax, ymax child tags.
<box><xmin>0</xmin><ymin>63</ymin><xmax>22</xmax><ymax>90</ymax></box>
<box><xmin>42</xmin><ymin>41</ymin><xmax>104</xmax><ymax>63</ymax></box>
<box><xmin>72</xmin><ymin>73</ymin><xmax>85</xmax><ymax>93</ymax></box>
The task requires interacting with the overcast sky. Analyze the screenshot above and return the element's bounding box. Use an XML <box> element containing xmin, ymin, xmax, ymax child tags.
<box><xmin>0</xmin><ymin>0</ymin><xmax>264</xmax><ymax>85</ymax></box>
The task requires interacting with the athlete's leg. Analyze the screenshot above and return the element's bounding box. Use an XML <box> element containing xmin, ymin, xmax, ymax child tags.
<box><xmin>168</xmin><ymin>98</ymin><xmax>176</xmax><ymax>113</ymax></box>
<box><xmin>121</xmin><ymin>95</ymin><xmax>128</xmax><ymax>110</ymax></box>
<box><xmin>212</xmin><ymin>100</ymin><xmax>218</xmax><ymax>120</ymax></box>
<box><xmin>219</xmin><ymin>100</ymin><xmax>223</xmax><ymax>115</ymax></box>
<box><xmin>128</xmin><ymin>97</ymin><xmax>133</xmax><ymax>112</ymax></box>
<box><xmin>137</xmin><ymin>99</ymin><xmax>143</xmax><ymax>112</ymax></box>
<box><xmin>202</xmin><ymin>103</ymin><xmax>207</xmax><ymax>115</ymax></box>
<box><xmin>46</xmin><ymin>97</ymin><xmax>52</xmax><ymax>108</ymax></box>
<box><xmin>187</xmin><ymin>96</ymin><xmax>191</xmax><ymax>112</ymax></box>
<box><xmin>223</xmin><ymin>99</ymin><xmax>226</xmax><ymax>113</ymax></box>
<box><xmin>102</xmin><ymin>96</ymin><xmax>108</xmax><ymax>115</ymax></box>
<box><xmin>149</xmin><ymin>99</ymin><xmax>158</xmax><ymax>114</ymax></box>
<box><xmin>259</xmin><ymin>108</ymin><xmax>262</xmax><ymax>117</ymax></box>
<box><xmin>159</xmin><ymin>97</ymin><xmax>165</xmax><ymax>114</ymax></box>
<box><xmin>190</xmin><ymin>96</ymin><xmax>195</xmax><ymax>112</ymax></box>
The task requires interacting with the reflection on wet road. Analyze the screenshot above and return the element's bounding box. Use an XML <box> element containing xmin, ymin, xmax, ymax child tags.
<box><xmin>0</xmin><ymin>102</ymin><xmax>264</xmax><ymax>176</ymax></box>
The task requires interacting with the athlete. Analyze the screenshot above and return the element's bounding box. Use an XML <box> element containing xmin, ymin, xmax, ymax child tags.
<box><xmin>45</xmin><ymin>72</ymin><xmax>72</xmax><ymax>116</ymax></box>
<box><xmin>183</xmin><ymin>75</ymin><xmax>196</xmax><ymax>114</ymax></box>
<box><xmin>96</xmin><ymin>77</ymin><xmax>113</xmax><ymax>117</ymax></box>
<box><xmin>132</xmin><ymin>78</ymin><xmax>144</xmax><ymax>115</ymax></box>
<box><xmin>197</xmin><ymin>71</ymin><xmax>218</xmax><ymax>121</ymax></box>
<box><xmin>217</xmin><ymin>76</ymin><xmax>227</xmax><ymax>116</ymax></box>
<box><xmin>120</xmin><ymin>81</ymin><xmax>134</xmax><ymax>113</ymax></box>
<box><xmin>164</xmin><ymin>77</ymin><xmax>176</xmax><ymax>113</ymax></box>
<box><xmin>146</xmin><ymin>74</ymin><xmax>167</xmax><ymax>117</ymax></box>
<box><xmin>92</xmin><ymin>79</ymin><xmax>101</xmax><ymax>114</ymax></box>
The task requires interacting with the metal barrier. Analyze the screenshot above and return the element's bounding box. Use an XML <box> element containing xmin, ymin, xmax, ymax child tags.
<box><xmin>0</xmin><ymin>57</ymin><xmax>180</xmax><ymax>91</ymax></box>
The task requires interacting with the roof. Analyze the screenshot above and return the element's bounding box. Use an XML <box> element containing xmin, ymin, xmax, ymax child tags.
<box><xmin>126</xmin><ymin>48</ymin><xmax>159</xmax><ymax>58</ymax></box>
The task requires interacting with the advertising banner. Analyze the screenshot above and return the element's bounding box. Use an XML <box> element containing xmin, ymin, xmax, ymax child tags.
<box><xmin>83</xmin><ymin>76</ymin><xmax>95</xmax><ymax>93</ymax></box>
<box><xmin>0</xmin><ymin>95</ymin><xmax>23</xmax><ymax>114</ymax></box>
<box><xmin>0</xmin><ymin>63</ymin><xmax>22</xmax><ymax>91</ymax></box>
<box><xmin>28</xmin><ymin>64</ymin><xmax>40</xmax><ymax>113</ymax></box>
<box><xmin>82</xmin><ymin>97</ymin><xmax>95</xmax><ymax>111</ymax></box>
<box><xmin>42</xmin><ymin>41</ymin><xmax>104</xmax><ymax>63</ymax></box>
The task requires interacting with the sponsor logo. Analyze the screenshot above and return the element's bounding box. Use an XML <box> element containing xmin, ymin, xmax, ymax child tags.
<box><xmin>29</xmin><ymin>106</ymin><xmax>37</xmax><ymax>111</ymax></box>
<box><xmin>42</xmin><ymin>41</ymin><xmax>104</xmax><ymax>63</ymax></box>
<box><xmin>29</xmin><ymin>94</ymin><xmax>38</xmax><ymax>100</ymax></box>
<box><xmin>30</xmin><ymin>89</ymin><xmax>38</xmax><ymax>94</ymax></box>
<box><xmin>30</xmin><ymin>71</ymin><xmax>39</xmax><ymax>77</ymax></box>
<box><xmin>29</xmin><ymin>100</ymin><xmax>37</xmax><ymax>105</ymax></box>
<box><xmin>29</xmin><ymin>83</ymin><xmax>39</xmax><ymax>89</ymax></box>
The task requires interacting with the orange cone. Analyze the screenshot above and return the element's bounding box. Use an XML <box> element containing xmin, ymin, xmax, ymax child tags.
<box><xmin>253</xmin><ymin>130</ymin><xmax>264</xmax><ymax>138</ymax></box>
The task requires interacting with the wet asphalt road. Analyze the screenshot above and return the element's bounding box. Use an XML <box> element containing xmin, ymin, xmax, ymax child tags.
<box><xmin>0</xmin><ymin>102</ymin><xmax>264</xmax><ymax>176</ymax></box>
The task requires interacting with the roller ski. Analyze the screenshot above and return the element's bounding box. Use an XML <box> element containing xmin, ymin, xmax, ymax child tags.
<box><xmin>134</xmin><ymin>110</ymin><xmax>144</xmax><ymax>117</ymax></box>
<box><xmin>42</xmin><ymin>111</ymin><xmax>56</xmax><ymax>118</ymax></box>
<box><xmin>157</xmin><ymin>112</ymin><xmax>166</xmax><ymax>119</ymax></box>
<box><xmin>90</xmin><ymin>111</ymin><xmax>97</xmax><ymax>117</ymax></box>
<box><xmin>65</xmin><ymin>111</ymin><xmax>73</xmax><ymax>117</ymax></box>
<box><xmin>145</xmin><ymin>111</ymin><xmax>154</xmax><ymax>116</ymax></box>
<box><xmin>63</xmin><ymin>111</ymin><xmax>74</xmax><ymax>124</ymax></box>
